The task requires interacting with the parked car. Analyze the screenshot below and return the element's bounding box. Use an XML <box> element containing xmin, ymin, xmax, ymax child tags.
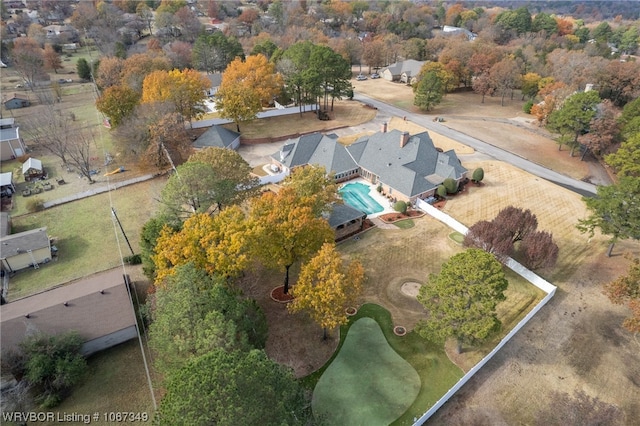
<box><xmin>371</xmin><ymin>73</ymin><xmax>380</xmax><ymax>79</ymax></box>
<box><xmin>356</xmin><ymin>74</ymin><xmax>367</xmax><ymax>81</ymax></box>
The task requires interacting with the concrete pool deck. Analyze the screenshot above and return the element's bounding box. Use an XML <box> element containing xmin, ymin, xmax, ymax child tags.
<box><xmin>339</xmin><ymin>178</ymin><xmax>396</xmax><ymax>218</ymax></box>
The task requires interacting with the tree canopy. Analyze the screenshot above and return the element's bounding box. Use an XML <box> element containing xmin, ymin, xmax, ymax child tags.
<box><xmin>141</xmin><ymin>68</ymin><xmax>210</xmax><ymax>123</ymax></box>
<box><xmin>547</xmin><ymin>90</ymin><xmax>601</xmax><ymax>156</ymax></box>
<box><xmin>603</xmin><ymin>256</ymin><xmax>640</xmax><ymax>333</ymax></box>
<box><xmin>578</xmin><ymin>176</ymin><xmax>640</xmax><ymax>256</ymax></box>
<box><xmin>156</xmin><ymin>349</ymin><xmax>310</xmax><ymax>425</ymax></box>
<box><xmin>153</xmin><ymin>207</ymin><xmax>251</xmax><ymax>283</ymax></box>
<box><xmin>288</xmin><ymin>243</ymin><xmax>364</xmax><ymax>339</ymax></box>
<box><xmin>149</xmin><ymin>263</ymin><xmax>266</xmax><ymax>374</ymax></box>
<box><xmin>417</xmin><ymin>248</ymin><xmax>509</xmax><ymax>352</ymax></box>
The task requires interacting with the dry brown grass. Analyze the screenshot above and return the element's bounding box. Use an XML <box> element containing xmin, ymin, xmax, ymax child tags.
<box><xmin>222</xmin><ymin>100</ymin><xmax>377</xmax><ymax>140</ymax></box>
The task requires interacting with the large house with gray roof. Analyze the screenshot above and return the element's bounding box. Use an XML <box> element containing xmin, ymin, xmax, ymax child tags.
<box><xmin>272</xmin><ymin>129</ymin><xmax>468</xmax><ymax>203</ymax></box>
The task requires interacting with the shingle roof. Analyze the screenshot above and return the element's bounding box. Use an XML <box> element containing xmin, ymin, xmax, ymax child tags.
<box><xmin>0</xmin><ymin>268</ymin><xmax>137</xmax><ymax>353</ymax></box>
<box><xmin>347</xmin><ymin>130</ymin><xmax>466</xmax><ymax>198</ymax></box>
<box><xmin>193</xmin><ymin>125</ymin><xmax>240</xmax><ymax>149</ymax></box>
<box><xmin>382</xmin><ymin>60</ymin><xmax>425</xmax><ymax>77</ymax></box>
<box><xmin>273</xmin><ymin>133</ymin><xmax>358</xmax><ymax>175</ymax></box>
<box><xmin>0</xmin><ymin>227</ymin><xmax>49</xmax><ymax>256</ymax></box>
<box><xmin>272</xmin><ymin>129</ymin><xmax>466</xmax><ymax>200</ymax></box>
<box><xmin>327</xmin><ymin>203</ymin><xmax>366</xmax><ymax>228</ymax></box>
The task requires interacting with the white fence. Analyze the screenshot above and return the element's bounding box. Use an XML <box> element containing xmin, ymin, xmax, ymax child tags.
<box><xmin>413</xmin><ymin>200</ymin><xmax>557</xmax><ymax>425</ymax></box>
<box><xmin>257</xmin><ymin>171</ymin><xmax>288</xmax><ymax>185</ymax></box>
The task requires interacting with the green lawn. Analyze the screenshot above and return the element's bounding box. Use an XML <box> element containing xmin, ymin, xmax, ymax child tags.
<box><xmin>313</xmin><ymin>317</ymin><xmax>421</xmax><ymax>425</ymax></box>
<box><xmin>394</xmin><ymin>218</ymin><xmax>415</xmax><ymax>229</ymax></box>
<box><xmin>7</xmin><ymin>178</ymin><xmax>164</xmax><ymax>299</ymax></box>
<box><xmin>305</xmin><ymin>304</ymin><xmax>463</xmax><ymax>425</ymax></box>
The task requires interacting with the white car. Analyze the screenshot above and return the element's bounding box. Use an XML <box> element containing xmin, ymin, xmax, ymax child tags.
<box><xmin>371</xmin><ymin>73</ymin><xmax>380</xmax><ymax>79</ymax></box>
<box><xmin>356</xmin><ymin>74</ymin><xmax>367</xmax><ymax>81</ymax></box>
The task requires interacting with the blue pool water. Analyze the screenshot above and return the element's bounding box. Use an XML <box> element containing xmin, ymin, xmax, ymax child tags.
<box><xmin>339</xmin><ymin>182</ymin><xmax>383</xmax><ymax>215</ymax></box>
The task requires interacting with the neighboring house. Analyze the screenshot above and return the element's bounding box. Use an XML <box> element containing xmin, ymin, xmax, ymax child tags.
<box><xmin>3</xmin><ymin>93</ymin><xmax>30</xmax><ymax>110</ymax></box>
<box><xmin>442</xmin><ymin>25</ymin><xmax>477</xmax><ymax>41</ymax></box>
<box><xmin>0</xmin><ymin>227</ymin><xmax>52</xmax><ymax>273</ymax></box>
<box><xmin>193</xmin><ymin>125</ymin><xmax>241</xmax><ymax>150</ymax></box>
<box><xmin>272</xmin><ymin>128</ymin><xmax>468</xmax><ymax>203</ymax></box>
<box><xmin>272</xmin><ymin>133</ymin><xmax>359</xmax><ymax>183</ymax></box>
<box><xmin>0</xmin><ymin>268</ymin><xmax>138</xmax><ymax>356</ymax></box>
<box><xmin>380</xmin><ymin>60</ymin><xmax>425</xmax><ymax>83</ymax></box>
<box><xmin>22</xmin><ymin>157</ymin><xmax>44</xmax><ymax>181</ymax></box>
<box><xmin>327</xmin><ymin>203</ymin><xmax>367</xmax><ymax>240</ymax></box>
<box><xmin>0</xmin><ymin>123</ymin><xmax>27</xmax><ymax>161</ymax></box>
<box><xmin>43</xmin><ymin>24</ymin><xmax>77</xmax><ymax>40</ymax></box>
<box><xmin>0</xmin><ymin>171</ymin><xmax>17</xmax><ymax>197</ymax></box>
<box><xmin>204</xmin><ymin>72</ymin><xmax>222</xmax><ymax>97</ymax></box>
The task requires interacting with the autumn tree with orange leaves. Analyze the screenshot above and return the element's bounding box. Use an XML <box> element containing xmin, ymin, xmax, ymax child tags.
<box><xmin>288</xmin><ymin>243</ymin><xmax>364</xmax><ymax>340</ymax></box>
<box><xmin>153</xmin><ymin>206</ymin><xmax>251</xmax><ymax>285</ymax></box>
<box><xmin>142</xmin><ymin>68</ymin><xmax>210</xmax><ymax>123</ymax></box>
<box><xmin>604</xmin><ymin>256</ymin><xmax>640</xmax><ymax>333</ymax></box>
<box><xmin>215</xmin><ymin>54</ymin><xmax>283</xmax><ymax>132</ymax></box>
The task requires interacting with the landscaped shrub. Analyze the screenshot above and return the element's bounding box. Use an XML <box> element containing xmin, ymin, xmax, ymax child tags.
<box><xmin>376</xmin><ymin>184</ymin><xmax>382</xmax><ymax>193</ymax></box>
<box><xmin>443</xmin><ymin>178</ymin><xmax>457</xmax><ymax>194</ymax></box>
<box><xmin>472</xmin><ymin>168</ymin><xmax>484</xmax><ymax>183</ymax></box>
<box><xmin>523</xmin><ymin>100</ymin><xmax>534</xmax><ymax>114</ymax></box>
<box><xmin>26</xmin><ymin>197</ymin><xmax>45</xmax><ymax>213</ymax></box>
<box><xmin>393</xmin><ymin>200</ymin><xmax>407</xmax><ymax>214</ymax></box>
<box><xmin>437</xmin><ymin>185</ymin><xmax>447</xmax><ymax>198</ymax></box>
<box><xmin>124</xmin><ymin>254</ymin><xmax>142</xmax><ymax>265</ymax></box>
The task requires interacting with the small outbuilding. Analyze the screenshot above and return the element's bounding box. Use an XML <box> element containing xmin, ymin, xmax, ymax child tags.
<box><xmin>0</xmin><ymin>171</ymin><xmax>16</xmax><ymax>197</ymax></box>
<box><xmin>0</xmin><ymin>227</ymin><xmax>52</xmax><ymax>273</ymax></box>
<box><xmin>328</xmin><ymin>203</ymin><xmax>367</xmax><ymax>240</ymax></box>
<box><xmin>22</xmin><ymin>157</ymin><xmax>44</xmax><ymax>181</ymax></box>
<box><xmin>4</xmin><ymin>94</ymin><xmax>30</xmax><ymax>110</ymax></box>
<box><xmin>193</xmin><ymin>125</ymin><xmax>241</xmax><ymax>150</ymax></box>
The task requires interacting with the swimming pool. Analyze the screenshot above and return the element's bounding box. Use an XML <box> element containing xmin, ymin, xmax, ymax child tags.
<box><xmin>339</xmin><ymin>182</ymin><xmax>383</xmax><ymax>215</ymax></box>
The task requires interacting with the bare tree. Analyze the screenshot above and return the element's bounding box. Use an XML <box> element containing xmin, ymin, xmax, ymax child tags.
<box><xmin>22</xmin><ymin>106</ymin><xmax>74</xmax><ymax>167</ymax></box>
<box><xmin>67</xmin><ymin>130</ymin><xmax>97</xmax><ymax>183</ymax></box>
<box><xmin>11</xmin><ymin>37</ymin><xmax>45</xmax><ymax>89</ymax></box>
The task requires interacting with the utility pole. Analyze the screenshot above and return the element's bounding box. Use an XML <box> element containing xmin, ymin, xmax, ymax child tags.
<box><xmin>111</xmin><ymin>207</ymin><xmax>135</xmax><ymax>255</ymax></box>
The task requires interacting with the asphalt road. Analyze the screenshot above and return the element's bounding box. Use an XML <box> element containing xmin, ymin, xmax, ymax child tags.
<box><xmin>353</xmin><ymin>93</ymin><xmax>598</xmax><ymax>197</ymax></box>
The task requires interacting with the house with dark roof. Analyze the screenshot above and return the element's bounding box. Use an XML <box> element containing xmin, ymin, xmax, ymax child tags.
<box><xmin>193</xmin><ymin>125</ymin><xmax>241</xmax><ymax>150</ymax></box>
<box><xmin>272</xmin><ymin>133</ymin><xmax>359</xmax><ymax>183</ymax></box>
<box><xmin>272</xmin><ymin>129</ymin><xmax>468</xmax><ymax>203</ymax></box>
<box><xmin>380</xmin><ymin>60</ymin><xmax>425</xmax><ymax>83</ymax></box>
<box><xmin>0</xmin><ymin>268</ymin><xmax>138</xmax><ymax>355</ymax></box>
<box><xmin>3</xmin><ymin>93</ymin><xmax>30</xmax><ymax>110</ymax></box>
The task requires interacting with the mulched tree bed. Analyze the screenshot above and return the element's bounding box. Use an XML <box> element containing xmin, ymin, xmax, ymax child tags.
<box><xmin>393</xmin><ymin>326</ymin><xmax>407</xmax><ymax>336</ymax></box>
<box><xmin>270</xmin><ymin>285</ymin><xmax>294</xmax><ymax>303</ymax></box>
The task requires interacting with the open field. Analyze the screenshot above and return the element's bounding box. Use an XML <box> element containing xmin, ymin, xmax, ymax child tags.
<box><xmin>7</xmin><ymin>177</ymin><xmax>165</xmax><ymax>299</ymax></box>
<box><xmin>352</xmin><ymin>77</ymin><xmax>611</xmax><ymax>185</ymax></box>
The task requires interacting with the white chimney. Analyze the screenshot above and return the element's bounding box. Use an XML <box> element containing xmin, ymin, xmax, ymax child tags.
<box><xmin>381</xmin><ymin>122</ymin><xmax>387</xmax><ymax>133</ymax></box>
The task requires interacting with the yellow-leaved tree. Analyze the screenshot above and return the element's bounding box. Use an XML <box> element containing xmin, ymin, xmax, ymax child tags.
<box><xmin>288</xmin><ymin>243</ymin><xmax>364</xmax><ymax>340</ymax></box>
<box><xmin>142</xmin><ymin>68</ymin><xmax>210</xmax><ymax>124</ymax></box>
<box><xmin>153</xmin><ymin>206</ymin><xmax>250</xmax><ymax>285</ymax></box>
<box><xmin>215</xmin><ymin>54</ymin><xmax>283</xmax><ymax>132</ymax></box>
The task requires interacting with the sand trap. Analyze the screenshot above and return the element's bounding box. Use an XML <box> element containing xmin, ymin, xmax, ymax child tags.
<box><xmin>401</xmin><ymin>281</ymin><xmax>421</xmax><ymax>298</ymax></box>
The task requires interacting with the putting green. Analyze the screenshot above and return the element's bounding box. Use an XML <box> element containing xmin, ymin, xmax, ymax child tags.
<box><xmin>312</xmin><ymin>317</ymin><xmax>421</xmax><ymax>425</ymax></box>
